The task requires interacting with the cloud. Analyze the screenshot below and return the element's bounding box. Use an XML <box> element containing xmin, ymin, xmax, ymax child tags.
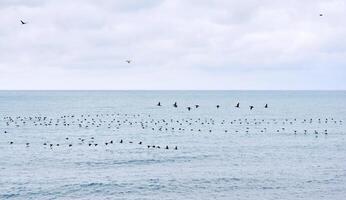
<box><xmin>0</xmin><ymin>0</ymin><xmax>345</xmax><ymax>89</ymax></box>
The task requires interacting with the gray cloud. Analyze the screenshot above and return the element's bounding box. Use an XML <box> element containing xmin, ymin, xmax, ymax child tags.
<box><xmin>0</xmin><ymin>0</ymin><xmax>345</xmax><ymax>89</ymax></box>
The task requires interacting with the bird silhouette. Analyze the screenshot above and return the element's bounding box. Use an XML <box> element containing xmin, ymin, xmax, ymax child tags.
<box><xmin>173</xmin><ymin>102</ymin><xmax>178</xmax><ymax>108</ymax></box>
<box><xmin>157</xmin><ymin>102</ymin><xmax>161</xmax><ymax>106</ymax></box>
<box><xmin>264</xmin><ymin>104</ymin><xmax>268</xmax><ymax>108</ymax></box>
<box><xmin>235</xmin><ymin>102</ymin><xmax>240</xmax><ymax>108</ymax></box>
<box><xmin>20</xmin><ymin>20</ymin><xmax>27</xmax><ymax>25</ymax></box>
<box><xmin>249</xmin><ymin>106</ymin><xmax>254</xmax><ymax>110</ymax></box>
<box><xmin>126</xmin><ymin>60</ymin><xmax>131</xmax><ymax>64</ymax></box>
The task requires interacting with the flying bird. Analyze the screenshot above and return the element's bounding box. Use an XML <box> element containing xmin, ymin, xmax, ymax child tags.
<box><xmin>235</xmin><ymin>102</ymin><xmax>240</xmax><ymax>108</ymax></box>
<box><xmin>249</xmin><ymin>106</ymin><xmax>254</xmax><ymax>110</ymax></box>
<box><xmin>157</xmin><ymin>102</ymin><xmax>161</xmax><ymax>106</ymax></box>
<box><xmin>319</xmin><ymin>14</ymin><xmax>323</xmax><ymax>16</ymax></box>
<box><xmin>264</xmin><ymin>104</ymin><xmax>268</xmax><ymax>108</ymax></box>
<box><xmin>173</xmin><ymin>102</ymin><xmax>178</xmax><ymax>108</ymax></box>
<box><xmin>20</xmin><ymin>20</ymin><xmax>27</xmax><ymax>25</ymax></box>
<box><xmin>126</xmin><ymin>60</ymin><xmax>131</xmax><ymax>64</ymax></box>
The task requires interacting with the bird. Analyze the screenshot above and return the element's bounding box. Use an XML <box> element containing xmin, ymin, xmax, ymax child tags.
<box><xmin>235</xmin><ymin>102</ymin><xmax>240</xmax><ymax>108</ymax></box>
<box><xmin>157</xmin><ymin>102</ymin><xmax>161</xmax><ymax>106</ymax></box>
<box><xmin>320</xmin><ymin>14</ymin><xmax>323</xmax><ymax>17</ymax></box>
<box><xmin>126</xmin><ymin>60</ymin><xmax>131</xmax><ymax>64</ymax></box>
<box><xmin>195</xmin><ymin>105</ymin><xmax>199</xmax><ymax>108</ymax></box>
<box><xmin>20</xmin><ymin>20</ymin><xmax>27</xmax><ymax>25</ymax></box>
<box><xmin>264</xmin><ymin>104</ymin><xmax>268</xmax><ymax>108</ymax></box>
<box><xmin>249</xmin><ymin>106</ymin><xmax>254</xmax><ymax>110</ymax></box>
<box><xmin>187</xmin><ymin>107</ymin><xmax>191</xmax><ymax>111</ymax></box>
<box><xmin>216</xmin><ymin>105</ymin><xmax>220</xmax><ymax>109</ymax></box>
<box><xmin>173</xmin><ymin>102</ymin><xmax>178</xmax><ymax>108</ymax></box>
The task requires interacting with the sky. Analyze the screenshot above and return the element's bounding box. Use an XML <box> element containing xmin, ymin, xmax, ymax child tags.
<box><xmin>0</xmin><ymin>0</ymin><xmax>345</xmax><ymax>90</ymax></box>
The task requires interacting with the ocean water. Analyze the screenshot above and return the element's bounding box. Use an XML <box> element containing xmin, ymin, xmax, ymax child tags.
<box><xmin>0</xmin><ymin>91</ymin><xmax>345</xmax><ymax>200</ymax></box>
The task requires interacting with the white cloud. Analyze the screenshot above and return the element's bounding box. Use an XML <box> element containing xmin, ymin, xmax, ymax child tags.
<box><xmin>0</xmin><ymin>0</ymin><xmax>345</xmax><ymax>89</ymax></box>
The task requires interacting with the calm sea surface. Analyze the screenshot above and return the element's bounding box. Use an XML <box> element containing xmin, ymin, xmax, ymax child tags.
<box><xmin>0</xmin><ymin>91</ymin><xmax>345</xmax><ymax>200</ymax></box>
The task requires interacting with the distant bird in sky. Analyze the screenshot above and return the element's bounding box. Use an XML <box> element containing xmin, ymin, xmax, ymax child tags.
<box><xmin>126</xmin><ymin>60</ymin><xmax>131</xmax><ymax>64</ymax></box>
<box><xmin>249</xmin><ymin>106</ymin><xmax>254</xmax><ymax>110</ymax></box>
<box><xmin>195</xmin><ymin>105</ymin><xmax>199</xmax><ymax>108</ymax></box>
<box><xmin>20</xmin><ymin>20</ymin><xmax>27</xmax><ymax>25</ymax></box>
<box><xmin>173</xmin><ymin>102</ymin><xmax>178</xmax><ymax>108</ymax></box>
<box><xmin>187</xmin><ymin>107</ymin><xmax>191</xmax><ymax>111</ymax></box>
<box><xmin>319</xmin><ymin>13</ymin><xmax>323</xmax><ymax>16</ymax></box>
<box><xmin>265</xmin><ymin>104</ymin><xmax>268</xmax><ymax>108</ymax></box>
<box><xmin>157</xmin><ymin>102</ymin><xmax>161</xmax><ymax>106</ymax></box>
<box><xmin>235</xmin><ymin>102</ymin><xmax>240</xmax><ymax>108</ymax></box>
<box><xmin>216</xmin><ymin>105</ymin><xmax>220</xmax><ymax>109</ymax></box>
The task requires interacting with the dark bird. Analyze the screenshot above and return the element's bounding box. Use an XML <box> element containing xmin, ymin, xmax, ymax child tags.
<box><xmin>195</xmin><ymin>105</ymin><xmax>199</xmax><ymax>108</ymax></box>
<box><xmin>157</xmin><ymin>102</ymin><xmax>161</xmax><ymax>106</ymax></box>
<box><xmin>249</xmin><ymin>106</ymin><xmax>254</xmax><ymax>110</ymax></box>
<box><xmin>126</xmin><ymin>60</ymin><xmax>131</xmax><ymax>64</ymax></box>
<box><xmin>320</xmin><ymin>14</ymin><xmax>323</xmax><ymax>16</ymax></box>
<box><xmin>235</xmin><ymin>102</ymin><xmax>240</xmax><ymax>108</ymax></box>
<box><xmin>216</xmin><ymin>105</ymin><xmax>220</xmax><ymax>109</ymax></box>
<box><xmin>264</xmin><ymin>104</ymin><xmax>268</xmax><ymax>108</ymax></box>
<box><xmin>173</xmin><ymin>102</ymin><xmax>178</xmax><ymax>108</ymax></box>
<box><xmin>187</xmin><ymin>107</ymin><xmax>191</xmax><ymax>111</ymax></box>
<box><xmin>20</xmin><ymin>20</ymin><xmax>27</xmax><ymax>25</ymax></box>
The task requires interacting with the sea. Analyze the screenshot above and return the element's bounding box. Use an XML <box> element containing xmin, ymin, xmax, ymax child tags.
<box><xmin>0</xmin><ymin>91</ymin><xmax>345</xmax><ymax>200</ymax></box>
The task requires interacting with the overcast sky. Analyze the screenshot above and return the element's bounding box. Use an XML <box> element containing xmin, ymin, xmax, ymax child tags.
<box><xmin>0</xmin><ymin>0</ymin><xmax>345</xmax><ymax>90</ymax></box>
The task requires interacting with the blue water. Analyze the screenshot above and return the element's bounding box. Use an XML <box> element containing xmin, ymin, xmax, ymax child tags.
<box><xmin>0</xmin><ymin>91</ymin><xmax>345</xmax><ymax>200</ymax></box>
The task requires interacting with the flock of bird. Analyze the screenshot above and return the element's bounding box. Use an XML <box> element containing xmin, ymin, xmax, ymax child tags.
<box><xmin>0</xmin><ymin>101</ymin><xmax>343</xmax><ymax>150</ymax></box>
<box><xmin>157</xmin><ymin>102</ymin><xmax>267</xmax><ymax>110</ymax></box>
